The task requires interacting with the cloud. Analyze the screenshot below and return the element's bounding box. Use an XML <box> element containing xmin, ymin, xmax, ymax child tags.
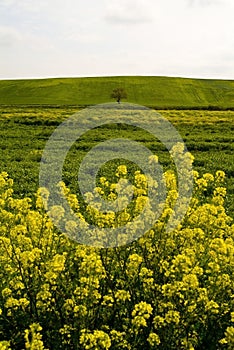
<box><xmin>0</xmin><ymin>26</ymin><xmax>22</xmax><ymax>47</ymax></box>
<box><xmin>0</xmin><ymin>0</ymin><xmax>48</xmax><ymax>12</ymax></box>
<box><xmin>0</xmin><ymin>0</ymin><xmax>233</xmax><ymax>79</ymax></box>
<box><xmin>187</xmin><ymin>0</ymin><xmax>225</xmax><ymax>6</ymax></box>
<box><xmin>0</xmin><ymin>0</ymin><xmax>15</xmax><ymax>5</ymax></box>
<box><xmin>104</xmin><ymin>0</ymin><xmax>152</xmax><ymax>24</ymax></box>
<box><xmin>0</xmin><ymin>25</ymin><xmax>55</xmax><ymax>53</ymax></box>
<box><xmin>64</xmin><ymin>31</ymin><xmax>103</xmax><ymax>44</ymax></box>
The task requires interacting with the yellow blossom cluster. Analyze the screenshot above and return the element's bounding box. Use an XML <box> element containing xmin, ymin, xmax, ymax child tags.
<box><xmin>0</xmin><ymin>157</ymin><xmax>234</xmax><ymax>349</ymax></box>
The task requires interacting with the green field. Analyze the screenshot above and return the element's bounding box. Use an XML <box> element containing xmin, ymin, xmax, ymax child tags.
<box><xmin>1</xmin><ymin>78</ymin><xmax>234</xmax><ymax>349</ymax></box>
<box><xmin>0</xmin><ymin>105</ymin><xmax>233</xmax><ymax>216</ymax></box>
<box><xmin>0</xmin><ymin>76</ymin><xmax>234</xmax><ymax>108</ymax></box>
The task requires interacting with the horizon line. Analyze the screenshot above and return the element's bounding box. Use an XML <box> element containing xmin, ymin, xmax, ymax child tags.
<box><xmin>0</xmin><ymin>74</ymin><xmax>234</xmax><ymax>82</ymax></box>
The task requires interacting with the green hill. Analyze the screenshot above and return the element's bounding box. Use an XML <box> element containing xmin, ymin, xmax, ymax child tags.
<box><xmin>0</xmin><ymin>76</ymin><xmax>234</xmax><ymax>108</ymax></box>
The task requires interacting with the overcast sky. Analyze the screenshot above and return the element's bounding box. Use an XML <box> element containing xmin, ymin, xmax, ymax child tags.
<box><xmin>0</xmin><ymin>0</ymin><xmax>233</xmax><ymax>79</ymax></box>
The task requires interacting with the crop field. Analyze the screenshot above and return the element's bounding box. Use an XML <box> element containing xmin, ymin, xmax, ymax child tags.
<box><xmin>0</xmin><ymin>104</ymin><xmax>234</xmax><ymax>349</ymax></box>
<box><xmin>0</xmin><ymin>106</ymin><xmax>233</xmax><ymax>214</ymax></box>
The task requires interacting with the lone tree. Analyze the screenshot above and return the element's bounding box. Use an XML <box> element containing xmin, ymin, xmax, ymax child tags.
<box><xmin>111</xmin><ymin>87</ymin><xmax>127</xmax><ymax>103</ymax></box>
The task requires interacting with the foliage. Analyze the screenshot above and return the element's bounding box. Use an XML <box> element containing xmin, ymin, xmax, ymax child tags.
<box><xmin>0</xmin><ymin>156</ymin><xmax>234</xmax><ymax>348</ymax></box>
<box><xmin>110</xmin><ymin>88</ymin><xmax>127</xmax><ymax>103</ymax></box>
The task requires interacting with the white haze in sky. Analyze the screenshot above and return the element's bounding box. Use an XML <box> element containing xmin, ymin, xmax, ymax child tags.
<box><xmin>0</xmin><ymin>0</ymin><xmax>233</xmax><ymax>79</ymax></box>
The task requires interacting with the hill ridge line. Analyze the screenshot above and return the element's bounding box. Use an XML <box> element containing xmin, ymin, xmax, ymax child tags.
<box><xmin>0</xmin><ymin>76</ymin><xmax>233</xmax><ymax>108</ymax></box>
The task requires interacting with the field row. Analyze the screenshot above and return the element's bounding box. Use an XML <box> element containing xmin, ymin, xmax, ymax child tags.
<box><xmin>0</xmin><ymin>106</ymin><xmax>233</xmax><ymax>215</ymax></box>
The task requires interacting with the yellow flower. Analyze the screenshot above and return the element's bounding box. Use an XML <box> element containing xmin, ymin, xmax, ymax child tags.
<box><xmin>132</xmin><ymin>301</ymin><xmax>153</xmax><ymax>321</ymax></box>
<box><xmin>215</xmin><ymin>170</ymin><xmax>225</xmax><ymax>182</ymax></box>
<box><xmin>115</xmin><ymin>290</ymin><xmax>131</xmax><ymax>302</ymax></box>
<box><xmin>80</xmin><ymin>329</ymin><xmax>111</xmax><ymax>349</ymax></box>
<box><xmin>148</xmin><ymin>155</ymin><xmax>159</xmax><ymax>164</ymax></box>
<box><xmin>165</xmin><ymin>310</ymin><xmax>180</xmax><ymax>324</ymax></box>
<box><xmin>48</xmin><ymin>205</ymin><xmax>65</xmax><ymax>225</ymax></box>
<box><xmin>147</xmin><ymin>332</ymin><xmax>161</xmax><ymax>346</ymax></box>
<box><xmin>203</xmin><ymin>173</ymin><xmax>214</xmax><ymax>182</ymax></box>
<box><xmin>24</xmin><ymin>323</ymin><xmax>46</xmax><ymax>350</ymax></box>
<box><xmin>2</xmin><ymin>288</ymin><xmax>12</xmax><ymax>299</ymax></box>
<box><xmin>219</xmin><ymin>326</ymin><xmax>234</xmax><ymax>349</ymax></box>
<box><xmin>116</xmin><ymin>165</ymin><xmax>127</xmax><ymax>177</ymax></box>
<box><xmin>205</xmin><ymin>300</ymin><xmax>219</xmax><ymax>314</ymax></box>
<box><xmin>182</xmin><ymin>274</ymin><xmax>199</xmax><ymax>289</ymax></box>
<box><xmin>214</xmin><ymin>187</ymin><xmax>226</xmax><ymax>197</ymax></box>
<box><xmin>74</xmin><ymin>304</ymin><xmax>87</xmax><ymax>317</ymax></box>
<box><xmin>0</xmin><ymin>341</ymin><xmax>11</xmax><ymax>350</ymax></box>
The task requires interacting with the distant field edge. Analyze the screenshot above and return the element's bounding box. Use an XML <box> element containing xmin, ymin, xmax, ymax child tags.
<box><xmin>0</xmin><ymin>75</ymin><xmax>233</xmax><ymax>108</ymax></box>
<box><xmin>1</xmin><ymin>105</ymin><xmax>234</xmax><ymax>111</ymax></box>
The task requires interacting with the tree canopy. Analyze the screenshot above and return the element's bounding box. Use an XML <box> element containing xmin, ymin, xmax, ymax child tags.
<box><xmin>110</xmin><ymin>87</ymin><xmax>127</xmax><ymax>103</ymax></box>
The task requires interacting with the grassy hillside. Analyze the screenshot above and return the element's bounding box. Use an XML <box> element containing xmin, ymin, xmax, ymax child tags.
<box><xmin>0</xmin><ymin>76</ymin><xmax>234</xmax><ymax>108</ymax></box>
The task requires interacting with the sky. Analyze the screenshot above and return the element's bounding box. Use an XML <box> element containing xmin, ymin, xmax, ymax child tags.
<box><xmin>0</xmin><ymin>0</ymin><xmax>234</xmax><ymax>80</ymax></box>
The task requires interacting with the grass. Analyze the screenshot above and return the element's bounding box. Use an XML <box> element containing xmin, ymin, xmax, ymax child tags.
<box><xmin>0</xmin><ymin>106</ymin><xmax>233</xmax><ymax>217</ymax></box>
<box><xmin>0</xmin><ymin>76</ymin><xmax>234</xmax><ymax>108</ymax></box>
